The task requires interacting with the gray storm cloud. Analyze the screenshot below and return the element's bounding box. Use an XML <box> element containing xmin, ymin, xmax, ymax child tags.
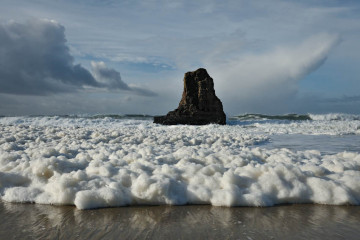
<box><xmin>91</xmin><ymin>61</ymin><xmax>131</xmax><ymax>91</ymax></box>
<box><xmin>91</xmin><ymin>61</ymin><xmax>157</xmax><ymax>96</ymax></box>
<box><xmin>0</xmin><ymin>19</ymin><xmax>155</xmax><ymax>96</ymax></box>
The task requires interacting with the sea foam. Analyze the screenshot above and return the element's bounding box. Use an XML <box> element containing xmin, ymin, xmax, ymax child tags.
<box><xmin>1</xmin><ymin>115</ymin><xmax>360</xmax><ymax>209</ymax></box>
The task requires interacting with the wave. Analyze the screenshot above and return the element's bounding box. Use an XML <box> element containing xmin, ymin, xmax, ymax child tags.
<box><xmin>230</xmin><ymin>113</ymin><xmax>360</xmax><ymax>122</ymax></box>
<box><xmin>71</xmin><ymin>114</ymin><xmax>154</xmax><ymax>120</ymax></box>
<box><xmin>44</xmin><ymin>114</ymin><xmax>154</xmax><ymax>120</ymax></box>
<box><xmin>309</xmin><ymin>113</ymin><xmax>360</xmax><ymax>121</ymax></box>
<box><xmin>229</xmin><ymin>113</ymin><xmax>311</xmax><ymax>121</ymax></box>
<box><xmin>2</xmin><ymin>113</ymin><xmax>360</xmax><ymax>122</ymax></box>
<box><xmin>0</xmin><ymin>114</ymin><xmax>153</xmax><ymax>119</ymax></box>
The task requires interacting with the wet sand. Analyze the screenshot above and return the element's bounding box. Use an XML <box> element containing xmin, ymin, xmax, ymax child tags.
<box><xmin>1</xmin><ymin>201</ymin><xmax>360</xmax><ymax>240</ymax></box>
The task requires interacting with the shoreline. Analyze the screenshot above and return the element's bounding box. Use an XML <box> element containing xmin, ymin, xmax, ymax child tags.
<box><xmin>1</xmin><ymin>201</ymin><xmax>360</xmax><ymax>239</ymax></box>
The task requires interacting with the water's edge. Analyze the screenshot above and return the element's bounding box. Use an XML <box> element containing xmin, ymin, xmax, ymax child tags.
<box><xmin>1</xmin><ymin>200</ymin><xmax>360</xmax><ymax>240</ymax></box>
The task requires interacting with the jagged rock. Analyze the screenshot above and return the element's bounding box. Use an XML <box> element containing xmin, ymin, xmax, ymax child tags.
<box><xmin>154</xmin><ymin>68</ymin><xmax>226</xmax><ymax>125</ymax></box>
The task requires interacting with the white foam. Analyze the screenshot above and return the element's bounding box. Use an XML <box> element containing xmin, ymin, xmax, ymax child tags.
<box><xmin>1</xmin><ymin>117</ymin><xmax>360</xmax><ymax>209</ymax></box>
<box><xmin>309</xmin><ymin>113</ymin><xmax>360</xmax><ymax>121</ymax></box>
<box><xmin>251</xmin><ymin>120</ymin><xmax>360</xmax><ymax>135</ymax></box>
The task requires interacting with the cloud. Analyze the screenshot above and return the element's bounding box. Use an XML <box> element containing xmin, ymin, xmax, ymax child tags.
<box><xmin>91</xmin><ymin>61</ymin><xmax>157</xmax><ymax>96</ymax></box>
<box><xmin>0</xmin><ymin>19</ymin><xmax>155</xmax><ymax>96</ymax></box>
<box><xmin>206</xmin><ymin>33</ymin><xmax>341</xmax><ymax>113</ymax></box>
<box><xmin>0</xmin><ymin>19</ymin><xmax>97</xmax><ymax>95</ymax></box>
<box><xmin>0</xmin><ymin>1</ymin><xmax>358</xmax><ymax>115</ymax></box>
<box><xmin>91</xmin><ymin>61</ymin><xmax>131</xmax><ymax>90</ymax></box>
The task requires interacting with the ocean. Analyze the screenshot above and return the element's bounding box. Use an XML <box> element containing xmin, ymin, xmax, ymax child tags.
<box><xmin>1</xmin><ymin>113</ymin><xmax>360</xmax><ymax>209</ymax></box>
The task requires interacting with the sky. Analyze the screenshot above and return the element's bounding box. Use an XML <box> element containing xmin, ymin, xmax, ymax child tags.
<box><xmin>0</xmin><ymin>0</ymin><xmax>359</xmax><ymax>116</ymax></box>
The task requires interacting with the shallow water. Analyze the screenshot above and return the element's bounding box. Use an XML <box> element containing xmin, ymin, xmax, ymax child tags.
<box><xmin>1</xmin><ymin>200</ymin><xmax>360</xmax><ymax>240</ymax></box>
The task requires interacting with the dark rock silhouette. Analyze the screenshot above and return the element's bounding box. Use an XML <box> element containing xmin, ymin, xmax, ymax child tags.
<box><xmin>154</xmin><ymin>68</ymin><xmax>226</xmax><ymax>125</ymax></box>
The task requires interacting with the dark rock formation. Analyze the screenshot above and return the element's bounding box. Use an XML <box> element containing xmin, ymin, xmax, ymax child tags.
<box><xmin>154</xmin><ymin>68</ymin><xmax>226</xmax><ymax>125</ymax></box>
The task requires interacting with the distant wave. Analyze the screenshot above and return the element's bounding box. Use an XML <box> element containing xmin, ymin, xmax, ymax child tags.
<box><xmin>309</xmin><ymin>113</ymin><xmax>360</xmax><ymax>121</ymax></box>
<box><xmin>73</xmin><ymin>114</ymin><xmax>154</xmax><ymax>120</ymax></box>
<box><xmin>0</xmin><ymin>114</ymin><xmax>154</xmax><ymax>120</ymax></box>
<box><xmin>230</xmin><ymin>113</ymin><xmax>360</xmax><ymax>121</ymax></box>
<box><xmin>1</xmin><ymin>113</ymin><xmax>360</xmax><ymax>122</ymax></box>
<box><xmin>229</xmin><ymin>113</ymin><xmax>311</xmax><ymax>121</ymax></box>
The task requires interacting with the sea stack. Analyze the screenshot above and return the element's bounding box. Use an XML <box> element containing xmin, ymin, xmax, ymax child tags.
<box><xmin>154</xmin><ymin>68</ymin><xmax>226</xmax><ymax>125</ymax></box>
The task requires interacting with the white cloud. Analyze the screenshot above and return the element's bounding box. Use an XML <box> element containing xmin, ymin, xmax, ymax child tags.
<box><xmin>206</xmin><ymin>33</ymin><xmax>340</xmax><ymax>113</ymax></box>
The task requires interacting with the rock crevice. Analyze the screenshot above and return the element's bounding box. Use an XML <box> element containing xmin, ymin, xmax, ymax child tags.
<box><xmin>154</xmin><ymin>68</ymin><xmax>226</xmax><ymax>125</ymax></box>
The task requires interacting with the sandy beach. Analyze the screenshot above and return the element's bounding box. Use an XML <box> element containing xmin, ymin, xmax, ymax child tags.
<box><xmin>1</xmin><ymin>200</ymin><xmax>360</xmax><ymax>239</ymax></box>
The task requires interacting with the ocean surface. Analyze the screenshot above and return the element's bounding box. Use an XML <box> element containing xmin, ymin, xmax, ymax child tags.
<box><xmin>1</xmin><ymin>113</ymin><xmax>360</xmax><ymax>209</ymax></box>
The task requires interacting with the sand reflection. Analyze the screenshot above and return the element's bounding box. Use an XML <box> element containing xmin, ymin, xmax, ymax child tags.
<box><xmin>1</xmin><ymin>201</ymin><xmax>360</xmax><ymax>239</ymax></box>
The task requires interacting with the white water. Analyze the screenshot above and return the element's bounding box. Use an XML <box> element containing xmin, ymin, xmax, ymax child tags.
<box><xmin>1</xmin><ymin>114</ymin><xmax>360</xmax><ymax>209</ymax></box>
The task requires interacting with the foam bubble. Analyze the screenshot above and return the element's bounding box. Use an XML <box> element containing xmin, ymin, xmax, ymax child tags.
<box><xmin>1</xmin><ymin>117</ymin><xmax>360</xmax><ymax>209</ymax></box>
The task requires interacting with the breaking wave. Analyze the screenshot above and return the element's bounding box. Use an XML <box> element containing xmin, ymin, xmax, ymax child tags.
<box><xmin>309</xmin><ymin>113</ymin><xmax>360</xmax><ymax>121</ymax></box>
<box><xmin>230</xmin><ymin>113</ymin><xmax>360</xmax><ymax>122</ymax></box>
<box><xmin>230</xmin><ymin>114</ymin><xmax>311</xmax><ymax>121</ymax></box>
